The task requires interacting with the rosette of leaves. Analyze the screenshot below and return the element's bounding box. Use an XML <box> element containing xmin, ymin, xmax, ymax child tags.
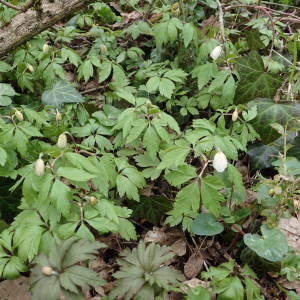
<box><xmin>110</xmin><ymin>241</ymin><xmax>184</xmax><ymax>300</ymax></box>
<box><xmin>29</xmin><ymin>237</ymin><xmax>106</xmax><ymax>300</ymax></box>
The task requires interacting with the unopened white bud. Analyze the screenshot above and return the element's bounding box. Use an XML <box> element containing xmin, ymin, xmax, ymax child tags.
<box><xmin>57</xmin><ymin>133</ymin><xmax>67</xmax><ymax>148</ymax></box>
<box><xmin>35</xmin><ymin>157</ymin><xmax>45</xmax><ymax>176</ymax></box>
<box><xmin>27</xmin><ymin>63</ymin><xmax>34</xmax><ymax>73</ymax></box>
<box><xmin>232</xmin><ymin>109</ymin><xmax>239</xmax><ymax>122</ymax></box>
<box><xmin>213</xmin><ymin>151</ymin><xmax>228</xmax><ymax>173</ymax></box>
<box><xmin>42</xmin><ymin>266</ymin><xmax>55</xmax><ymax>275</ymax></box>
<box><xmin>43</xmin><ymin>43</ymin><xmax>50</xmax><ymax>53</ymax></box>
<box><xmin>15</xmin><ymin>110</ymin><xmax>24</xmax><ymax>121</ymax></box>
<box><xmin>210</xmin><ymin>45</ymin><xmax>223</xmax><ymax>60</ymax></box>
<box><xmin>55</xmin><ymin>110</ymin><xmax>62</xmax><ymax>121</ymax></box>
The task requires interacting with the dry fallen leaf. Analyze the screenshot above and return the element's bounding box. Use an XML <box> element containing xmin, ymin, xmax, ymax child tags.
<box><xmin>184</xmin><ymin>252</ymin><xmax>204</xmax><ymax>279</ymax></box>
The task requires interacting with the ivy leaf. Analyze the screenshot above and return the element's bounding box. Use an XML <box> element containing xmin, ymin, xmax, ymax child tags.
<box><xmin>235</xmin><ymin>52</ymin><xmax>281</xmax><ymax>103</ymax></box>
<box><xmin>41</xmin><ymin>80</ymin><xmax>84</xmax><ymax>108</ymax></box>
<box><xmin>247</xmin><ymin>99</ymin><xmax>300</xmax><ymax>143</ymax></box>
<box><xmin>191</xmin><ymin>213</ymin><xmax>224</xmax><ymax>236</ymax></box>
<box><xmin>244</xmin><ymin>225</ymin><xmax>288</xmax><ymax>262</ymax></box>
<box><xmin>247</xmin><ymin>143</ymin><xmax>278</xmax><ymax>169</ymax></box>
<box><xmin>0</xmin><ymin>83</ymin><xmax>16</xmax><ymax>106</ymax></box>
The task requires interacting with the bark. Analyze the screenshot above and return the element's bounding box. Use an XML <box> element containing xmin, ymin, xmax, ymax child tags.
<box><xmin>0</xmin><ymin>0</ymin><xmax>95</xmax><ymax>58</ymax></box>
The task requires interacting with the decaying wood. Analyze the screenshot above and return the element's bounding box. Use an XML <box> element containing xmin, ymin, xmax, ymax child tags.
<box><xmin>0</xmin><ymin>0</ymin><xmax>94</xmax><ymax>58</ymax></box>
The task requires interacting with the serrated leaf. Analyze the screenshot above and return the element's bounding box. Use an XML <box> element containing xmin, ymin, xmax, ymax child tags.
<box><xmin>158</xmin><ymin>146</ymin><xmax>190</xmax><ymax>169</ymax></box>
<box><xmin>165</xmin><ymin>165</ymin><xmax>197</xmax><ymax>186</ymax></box>
<box><xmin>116</xmin><ymin>218</ymin><xmax>137</xmax><ymax>241</ymax></box>
<box><xmin>98</xmin><ymin>61</ymin><xmax>112</xmax><ymax>83</ymax></box>
<box><xmin>50</xmin><ymin>179</ymin><xmax>72</xmax><ymax>216</ymax></box>
<box><xmin>201</xmin><ymin>176</ymin><xmax>224</xmax><ymax>217</ymax></box>
<box><xmin>243</xmin><ymin>225</ymin><xmax>288</xmax><ymax>262</ymax></box>
<box><xmin>159</xmin><ymin>78</ymin><xmax>175</xmax><ymax>99</ymax></box>
<box><xmin>0</xmin><ymin>147</ymin><xmax>7</xmax><ymax>167</ymax></box>
<box><xmin>235</xmin><ymin>52</ymin><xmax>281</xmax><ymax>103</ymax></box>
<box><xmin>146</xmin><ymin>76</ymin><xmax>160</xmax><ymax>93</ymax></box>
<box><xmin>182</xmin><ymin>23</ymin><xmax>195</xmax><ymax>48</ymax></box>
<box><xmin>78</xmin><ymin>59</ymin><xmax>94</xmax><ymax>82</ymax></box>
<box><xmin>247</xmin><ymin>99</ymin><xmax>300</xmax><ymax>143</ymax></box>
<box><xmin>57</xmin><ymin>167</ymin><xmax>96</xmax><ymax>181</ymax></box>
<box><xmin>191</xmin><ymin>213</ymin><xmax>224</xmax><ymax>236</ymax></box>
<box><xmin>41</xmin><ymin>80</ymin><xmax>84</xmax><ymax>108</ymax></box>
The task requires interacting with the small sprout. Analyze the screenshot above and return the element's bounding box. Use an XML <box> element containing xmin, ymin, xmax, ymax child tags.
<box><xmin>232</xmin><ymin>109</ymin><xmax>239</xmax><ymax>122</ymax></box>
<box><xmin>89</xmin><ymin>196</ymin><xmax>98</xmax><ymax>206</ymax></box>
<box><xmin>55</xmin><ymin>109</ymin><xmax>62</xmax><ymax>121</ymax></box>
<box><xmin>27</xmin><ymin>63</ymin><xmax>34</xmax><ymax>73</ymax></box>
<box><xmin>213</xmin><ymin>151</ymin><xmax>228</xmax><ymax>173</ymax></box>
<box><xmin>57</xmin><ymin>133</ymin><xmax>67</xmax><ymax>148</ymax></box>
<box><xmin>42</xmin><ymin>43</ymin><xmax>50</xmax><ymax>53</ymax></box>
<box><xmin>35</xmin><ymin>154</ymin><xmax>45</xmax><ymax>176</ymax></box>
<box><xmin>14</xmin><ymin>110</ymin><xmax>24</xmax><ymax>121</ymax></box>
<box><xmin>210</xmin><ymin>45</ymin><xmax>223</xmax><ymax>60</ymax></box>
<box><xmin>42</xmin><ymin>266</ymin><xmax>55</xmax><ymax>276</ymax></box>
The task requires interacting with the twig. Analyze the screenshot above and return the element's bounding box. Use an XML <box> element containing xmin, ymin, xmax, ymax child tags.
<box><xmin>0</xmin><ymin>0</ymin><xmax>22</xmax><ymax>11</ymax></box>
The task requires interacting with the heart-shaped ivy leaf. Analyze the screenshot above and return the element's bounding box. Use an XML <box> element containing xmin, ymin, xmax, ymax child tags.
<box><xmin>42</xmin><ymin>80</ymin><xmax>84</xmax><ymax>108</ymax></box>
<box><xmin>247</xmin><ymin>99</ymin><xmax>300</xmax><ymax>144</ymax></box>
<box><xmin>234</xmin><ymin>51</ymin><xmax>281</xmax><ymax>103</ymax></box>
<box><xmin>191</xmin><ymin>213</ymin><xmax>224</xmax><ymax>236</ymax></box>
<box><xmin>243</xmin><ymin>224</ymin><xmax>288</xmax><ymax>262</ymax></box>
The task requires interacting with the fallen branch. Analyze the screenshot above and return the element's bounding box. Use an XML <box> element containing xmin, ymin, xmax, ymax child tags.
<box><xmin>0</xmin><ymin>0</ymin><xmax>95</xmax><ymax>58</ymax></box>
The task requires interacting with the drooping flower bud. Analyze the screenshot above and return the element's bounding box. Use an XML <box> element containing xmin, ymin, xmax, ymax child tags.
<box><xmin>57</xmin><ymin>133</ymin><xmax>67</xmax><ymax>148</ymax></box>
<box><xmin>42</xmin><ymin>43</ymin><xmax>50</xmax><ymax>53</ymax></box>
<box><xmin>232</xmin><ymin>109</ymin><xmax>239</xmax><ymax>122</ymax></box>
<box><xmin>213</xmin><ymin>151</ymin><xmax>228</xmax><ymax>173</ymax></box>
<box><xmin>35</xmin><ymin>154</ymin><xmax>45</xmax><ymax>176</ymax></box>
<box><xmin>89</xmin><ymin>196</ymin><xmax>98</xmax><ymax>206</ymax></box>
<box><xmin>15</xmin><ymin>110</ymin><xmax>24</xmax><ymax>121</ymax></box>
<box><xmin>100</xmin><ymin>44</ymin><xmax>107</xmax><ymax>55</ymax></box>
<box><xmin>210</xmin><ymin>45</ymin><xmax>223</xmax><ymax>60</ymax></box>
<box><xmin>55</xmin><ymin>110</ymin><xmax>62</xmax><ymax>121</ymax></box>
<box><xmin>42</xmin><ymin>266</ymin><xmax>55</xmax><ymax>275</ymax></box>
<box><xmin>27</xmin><ymin>63</ymin><xmax>34</xmax><ymax>73</ymax></box>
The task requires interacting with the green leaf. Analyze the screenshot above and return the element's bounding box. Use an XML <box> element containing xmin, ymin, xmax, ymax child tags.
<box><xmin>158</xmin><ymin>145</ymin><xmax>190</xmax><ymax>169</ymax></box>
<box><xmin>41</xmin><ymin>80</ymin><xmax>84</xmax><ymax>108</ymax></box>
<box><xmin>163</xmin><ymin>69</ymin><xmax>187</xmax><ymax>83</ymax></box>
<box><xmin>182</xmin><ymin>23</ymin><xmax>195</xmax><ymax>48</ymax></box>
<box><xmin>167</xmin><ymin>182</ymin><xmax>200</xmax><ymax>224</ymax></box>
<box><xmin>0</xmin><ymin>83</ymin><xmax>16</xmax><ymax>106</ymax></box>
<box><xmin>0</xmin><ymin>147</ymin><xmax>8</xmax><ymax>167</ymax></box>
<box><xmin>201</xmin><ymin>176</ymin><xmax>224</xmax><ymax>217</ymax></box>
<box><xmin>57</xmin><ymin>167</ymin><xmax>96</xmax><ymax>181</ymax></box>
<box><xmin>116</xmin><ymin>218</ymin><xmax>137</xmax><ymax>241</ymax></box>
<box><xmin>235</xmin><ymin>52</ymin><xmax>281</xmax><ymax>103</ymax></box>
<box><xmin>243</xmin><ymin>225</ymin><xmax>288</xmax><ymax>262</ymax></box>
<box><xmin>186</xmin><ymin>286</ymin><xmax>210</xmax><ymax>300</ymax></box>
<box><xmin>159</xmin><ymin>78</ymin><xmax>175</xmax><ymax>99</ymax></box>
<box><xmin>98</xmin><ymin>61</ymin><xmax>112</xmax><ymax>83</ymax></box>
<box><xmin>165</xmin><ymin>164</ymin><xmax>197</xmax><ymax>186</ymax></box>
<box><xmin>50</xmin><ymin>179</ymin><xmax>72</xmax><ymax>216</ymax></box>
<box><xmin>192</xmin><ymin>63</ymin><xmax>217</xmax><ymax>90</ymax></box>
<box><xmin>216</xmin><ymin>276</ymin><xmax>244</xmax><ymax>300</ymax></box>
<box><xmin>191</xmin><ymin>213</ymin><xmax>224</xmax><ymax>236</ymax></box>
<box><xmin>1</xmin><ymin>256</ymin><xmax>27</xmax><ymax>279</ymax></box>
<box><xmin>78</xmin><ymin>59</ymin><xmax>94</xmax><ymax>82</ymax></box>
<box><xmin>146</xmin><ymin>76</ymin><xmax>160</xmax><ymax>93</ymax></box>
<box><xmin>247</xmin><ymin>99</ymin><xmax>300</xmax><ymax>143</ymax></box>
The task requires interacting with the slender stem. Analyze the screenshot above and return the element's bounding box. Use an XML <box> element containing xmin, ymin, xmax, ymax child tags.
<box><xmin>216</xmin><ymin>0</ymin><xmax>226</xmax><ymax>44</ymax></box>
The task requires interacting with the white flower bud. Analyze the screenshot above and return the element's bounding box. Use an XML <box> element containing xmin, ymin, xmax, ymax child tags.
<box><xmin>27</xmin><ymin>63</ymin><xmax>34</xmax><ymax>73</ymax></box>
<box><xmin>42</xmin><ymin>266</ymin><xmax>55</xmax><ymax>275</ymax></box>
<box><xmin>213</xmin><ymin>151</ymin><xmax>228</xmax><ymax>173</ymax></box>
<box><xmin>57</xmin><ymin>133</ymin><xmax>67</xmax><ymax>148</ymax></box>
<box><xmin>42</xmin><ymin>43</ymin><xmax>50</xmax><ymax>53</ymax></box>
<box><xmin>210</xmin><ymin>45</ymin><xmax>223</xmax><ymax>60</ymax></box>
<box><xmin>15</xmin><ymin>110</ymin><xmax>24</xmax><ymax>121</ymax></box>
<box><xmin>35</xmin><ymin>157</ymin><xmax>45</xmax><ymax>176</ymax></box>
<box><xmin>232</xmin><ymin>109</ymin><xmax>239</xmax><ymax>122</ymax></box>
<box><xmin>55</xmin><ymin>110</ymin><xmax>62</xmax><ymax>121</ymax></box>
